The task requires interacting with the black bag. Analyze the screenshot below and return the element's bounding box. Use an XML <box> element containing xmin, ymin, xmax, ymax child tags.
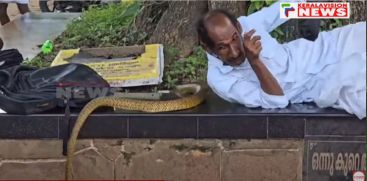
<box><xmin>299</xmin><ymin>19</ymin><xmax>321</xmax><ymax>41</ymax></box>
<box><xmin>0</xmin><ymin>50</ymin><xmax>111</xmax><ymax>114</ymax></box>
<box><xmin>0</xmin><ymin>49</ymin><xmax>24</xmax><ymax>69</ymax></box>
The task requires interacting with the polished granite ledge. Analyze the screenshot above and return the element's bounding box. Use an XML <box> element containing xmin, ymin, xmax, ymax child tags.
<box><xmin>0</xmin><ymin>91</ymin><xmax>364</xmax><ymax>139</ymax></box>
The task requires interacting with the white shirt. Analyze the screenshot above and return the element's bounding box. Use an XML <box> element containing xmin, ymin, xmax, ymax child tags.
<box><xmin>207</xmin><ymin>0</ymin><xmax>366</xmax><ymax>119</ymax></box>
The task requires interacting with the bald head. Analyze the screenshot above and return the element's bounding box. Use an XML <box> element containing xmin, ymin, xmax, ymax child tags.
<box><xmin>205</xmin><ymin>12</ymin><xmax>232</xmax><ymax>27</ymax></box>
<box><xmin>197</xmin><ymin>9</ymin><xmax>240</xmax><ymax>49</ymax></box>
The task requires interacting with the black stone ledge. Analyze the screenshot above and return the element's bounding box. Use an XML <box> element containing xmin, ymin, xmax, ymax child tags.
<box><xmin>0</xmin><ymin>91</ymin><xmax>364</xmax><ymax>139</ymax></box>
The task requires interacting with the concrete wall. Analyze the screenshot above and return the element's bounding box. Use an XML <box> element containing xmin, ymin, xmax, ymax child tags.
<box><xmin>0</xmin><ymin>139</ymin><xmax>303</xmax><ymax>181</ymax></box>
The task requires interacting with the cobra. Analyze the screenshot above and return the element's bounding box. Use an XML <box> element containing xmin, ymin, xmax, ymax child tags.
<box><xmin>65</xmin><ymin>83</ymin><xmax>207</xmax><ymax>180</ymax></box>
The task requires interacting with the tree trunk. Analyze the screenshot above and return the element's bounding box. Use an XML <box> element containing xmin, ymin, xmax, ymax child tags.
<box><xmin>136</xmin><ymin>1</ymin><xmax>250</xmax><ymax>57</ymax></box>
<box><xmin>348</xmin><ymin>1</ymin><xmax>367</xmax><ymax>23</ymax></box>
<box><xmin>208</xmin><ymin>0</ymin><xmax>249</xmax><ymax>18</ymax></box>
<box><xmin>148</xmin><ymin>1</ymin><xmax>208</xmax><ymax>57</ymax></box>
<box><xmin>134</xmin><ymin>1</ymin><xmax>169</xmax><ymax>37</ymax></box>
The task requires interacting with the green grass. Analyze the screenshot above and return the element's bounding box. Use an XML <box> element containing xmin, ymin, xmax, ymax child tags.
<box><xmin>25</xmin><ymin>1</ymin><xmax>145</xmax><ymax>68</ymax></box>
<box><xmin>163</xmin><ymin>46</ymin><xmax>208</xmax><ymax>89</ymax></box>
<box><xmin>60</xmin><ymin>1</ymin><xmax>146</xmax><ymax>49</ymax></box>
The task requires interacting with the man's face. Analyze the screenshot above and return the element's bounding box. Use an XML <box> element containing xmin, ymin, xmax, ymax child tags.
<box><xmin>206</xmin><ymin>15</ymin><xmax>246</xmax><ymax>66</ymax></box>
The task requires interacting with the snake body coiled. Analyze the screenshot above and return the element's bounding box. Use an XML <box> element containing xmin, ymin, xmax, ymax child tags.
<box><xmin>66</xmin><ymin>83</ymin><xmax>207</xmax><ymax>180</ymax></box>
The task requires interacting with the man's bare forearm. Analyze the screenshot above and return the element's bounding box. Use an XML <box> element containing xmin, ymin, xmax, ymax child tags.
<box><xmin>249</xmin><ymin>58</ymin><xmax>284</xmax><ymax>96</ymax></box>
<box><xmin>242</xmin><ymin>29</ymin><xmax>284</xmax><ymax>96</ymax></box>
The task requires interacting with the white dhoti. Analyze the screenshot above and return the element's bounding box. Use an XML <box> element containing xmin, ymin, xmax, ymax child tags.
<box><xmin>313</xmin><ymin>22</ymin><xmax>366</xmax><ymax>119</ymax></box>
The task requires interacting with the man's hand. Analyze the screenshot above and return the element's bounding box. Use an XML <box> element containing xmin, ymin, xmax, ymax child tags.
<box><xmin>243</xmin><ymin>29</ymin><xmax>262</xmax><ymax>63</ymax></box>
<box><xmin>241</xmin><ymin>29</ymin><xmax>284</xmax><ymax>96</ymax></box>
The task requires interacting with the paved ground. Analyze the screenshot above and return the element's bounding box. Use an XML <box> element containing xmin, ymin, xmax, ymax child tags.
<box><xmin>6</xmin><ymin>0</ymin><xmax>40</xmax><ymax>21</ymax></box>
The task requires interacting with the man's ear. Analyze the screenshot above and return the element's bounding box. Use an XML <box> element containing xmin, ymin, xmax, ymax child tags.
<box><xmin>199</xmin><ymin>40</ymin><xmax>212</xmax><ymax>54</ymax></box>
